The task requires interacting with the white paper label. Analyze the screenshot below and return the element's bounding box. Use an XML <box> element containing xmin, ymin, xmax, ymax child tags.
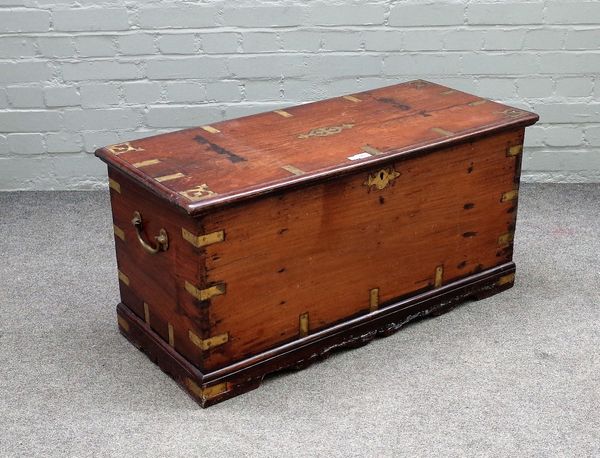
<box><xmin>347</xmin><ymin>152</ymin><xmax>372</xmax><ymax>161</ymax></box>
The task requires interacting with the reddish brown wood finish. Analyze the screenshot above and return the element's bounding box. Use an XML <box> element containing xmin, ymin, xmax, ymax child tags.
<box><xmin>200</xmin><ymin>129</ymin><xmax>523</xmax><ymax>371</ymax></box>
<box><xmin>109</xmin><ymin>168</ymin><xmax>207</xmax><ymax>367</ymax></box>
<box><xmin>98</xmin><ymin>80</ymin><xmax>538</xmax><ymax>407</ymax></box>
<box><xmin>96</xmin><ymin>80</ymin><xmax>537</xmax><ymax>215</ymax></box>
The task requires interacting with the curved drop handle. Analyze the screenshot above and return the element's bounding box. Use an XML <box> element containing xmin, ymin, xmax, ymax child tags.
<box><xmin>131</xmin><ymin>211</ymin><xmax>169</xmax><ymax>254</ymax></box>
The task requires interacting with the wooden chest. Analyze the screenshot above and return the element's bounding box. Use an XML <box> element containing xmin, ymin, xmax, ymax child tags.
<box><xmin>96</xmin><ymin>80</ymin><xmax>538</xmax><ymax>407</ymax></box>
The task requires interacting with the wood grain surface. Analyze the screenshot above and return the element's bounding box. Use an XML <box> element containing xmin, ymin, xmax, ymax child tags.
<box><xmin>199</xmin><ymin>128</ymin><xmax>524</xmax><ymax>370</ymax></box>
<box><xmin>103</xmin><ymin>80</ymin><xmax>537</xmax><ymax>395</ymax></box>
<box><xmin>96</xmin><ymin>80</ymin><xmax>538</xmax><ymax>215</ymax></box>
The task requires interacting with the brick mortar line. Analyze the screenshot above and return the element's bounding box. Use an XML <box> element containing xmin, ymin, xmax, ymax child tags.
<box><xmin>2</xmin><ymin>24</ymin><xmax>600</xmax><ymax>37</ymax></box>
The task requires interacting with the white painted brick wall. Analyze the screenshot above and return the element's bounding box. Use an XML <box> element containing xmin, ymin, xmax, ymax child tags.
<box><xmin>1</xmin><ymin>0</ymin><xmax>600</xmax><ymax>190</ymax></box>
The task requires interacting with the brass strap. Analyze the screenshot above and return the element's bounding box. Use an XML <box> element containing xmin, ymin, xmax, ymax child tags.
<box><xmin>434</xmin><ymin>265</ymin><xmax>444</xmax><ymax>288</ymax></box>
<box><xmin>369</xmin><ymin>288</ymin><xmax>379</xmax><ymax>312</ymax></box>
<box><xmin>181</xmin><ymin>228</ymin><xmax>224</xmax><ymax>248</ymax></box>
<box><xmin>185</xmin><ymin>281</ymin><xmax>226</xmax><ymax>301</ymax></box>
<box><xmin>189</xmin><ymin>330</ymin><xmax>229</xmax><ymax>351</ymax></box>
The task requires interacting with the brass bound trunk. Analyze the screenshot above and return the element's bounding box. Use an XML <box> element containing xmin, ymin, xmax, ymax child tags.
<box><xmin>96</xmin><ymin>80</ymin><xmax>539</xmax><ymax>407</ymax></box>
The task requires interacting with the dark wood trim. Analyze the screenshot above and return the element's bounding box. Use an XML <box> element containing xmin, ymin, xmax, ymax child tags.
<box><xmin>116</xmin><ymin>261</ymin><xmax>516</xmax><ymax>407</ymax></box>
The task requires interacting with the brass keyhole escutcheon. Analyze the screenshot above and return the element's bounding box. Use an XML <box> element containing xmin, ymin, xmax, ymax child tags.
<box><xmin>363</xmin><ymin>167</ymin><xmax>401</xmax><ymax>190</ymax></box>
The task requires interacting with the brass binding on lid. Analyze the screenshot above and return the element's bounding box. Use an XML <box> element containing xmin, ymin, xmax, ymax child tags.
<box><xmin>468</xmin><ymin>99</ymin><xmax>487</xmax><ymax>106</ymax></box>
<box><xmin>155</xmin><ymin>172</ymin><xmax>185</xmax><ymax>183</ymax></box>
<box><xmin>281</xmin><ymin>165</ymin><xmax>304</xmax><ymax>176</ymax></box>
<box><xmin>361</xmin><ymin>145</ymin><xmax>382</xmax><ymax>155</ymax></box>
<box><xmin>106</xmin><ymin>142</ymin><xmax>143</xmax><ymax>155</ymax></box>
<box><xmin>431</xmin><ymin>127</ymin><xmax>454</xmax><ymax>137</ymax></box>
<box><xmin>201</xmin><ymin>125</ymin><xmax>220</xmax><ymax>134</ymax></box>
<box><xmin>298</xmin><ymin>123</ymin><xmax>354</xmax><ymax>139</ymax></box>
<box><xmin>132</xmin><ymin>159</ymin><xmax>160</xmax><ymax>168</ymax></box>
<box><xmin>497</xmin><ymin>108</ymin><xmax>523</xmax><ymax>119</ymax></box>
<box><xmin>179</xmin><ymin>184</ymin><xmax>216</xmax><ymax>202</ymax></box>
<box><xmin>409</xmin><ymin>80</ymin><xmax>429</xmax><ymax>88</ymax></box>
<box><xmin>274</xmin><ymin>110</ymin><xmax>293</xmax><ymax>118</ymax></box>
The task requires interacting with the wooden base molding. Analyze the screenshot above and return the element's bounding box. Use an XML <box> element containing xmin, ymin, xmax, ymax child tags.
<box><xmin>116</xmin><ymin>262</ymin><xmax>516</xmax><ymax>408</ymax></box>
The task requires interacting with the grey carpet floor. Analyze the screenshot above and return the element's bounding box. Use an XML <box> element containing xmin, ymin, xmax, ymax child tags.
<box><xmin>0</xmin><ymin>184</ymin><xmax>599</xmax><ymax>457</ymax></box>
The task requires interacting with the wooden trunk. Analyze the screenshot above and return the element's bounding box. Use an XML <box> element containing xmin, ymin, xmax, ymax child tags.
<box><xmin>96</xmin><ymin>80</ymin><xmax>538</xmax><ymax>407</ymax></box>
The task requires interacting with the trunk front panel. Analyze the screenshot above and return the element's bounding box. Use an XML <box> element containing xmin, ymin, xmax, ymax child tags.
<box><xmin>201</xmin><ymin>129</ymin><xmax>523</xmax><ymax>371</ymax></box>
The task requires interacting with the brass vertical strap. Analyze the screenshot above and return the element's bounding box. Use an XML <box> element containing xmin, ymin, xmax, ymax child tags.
<box><xmin>434</xmin><ymin>265</ymin><xmax>444</xmax><ymax>288</ymax></box>
<box><xmin>369</xmin><ymin>288</ymin><xmax>379</xmax><ymax>312</ymax></box>
<box><xmin>299</xmin><ymin>312</ymin><xmax>309</xmax><ymax>337</ymax></box>
<box><xmin>109</xmin><ymin>178</ymin><xmax>121</xmax><ymax>193</ymax></box>
<box><xmin>113</xmin><ymin>224</ymin><xmax>125</xmax><ymax>241</ymax></box>
<box><xmin>117</xmin><ymin>316</ymin><xmax>129</xmax><ymax>332</ymax></box>
<box><xmin>168</xmin><ymin>323</ymin><xmax>175</xmax><ymax>347</ymax></box>
<box><xmin>118</xmin><ymin>270</ymin><xmax>129</xmax><ymax>286</ymax></box>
